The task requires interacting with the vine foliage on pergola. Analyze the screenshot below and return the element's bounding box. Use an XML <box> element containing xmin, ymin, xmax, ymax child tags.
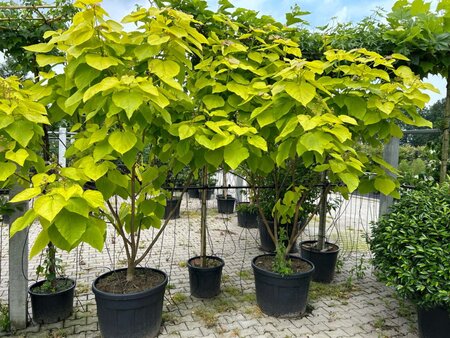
<box><xmin>0</xmin><ymin>0</ymin><xmax>77</xmax><ymax>77</ymax></box>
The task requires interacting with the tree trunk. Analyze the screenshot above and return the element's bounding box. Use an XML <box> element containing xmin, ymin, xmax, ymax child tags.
<box><xmin>439</xmin><ymin>74</ymin><xmax>449</xmax><ymax>183</ymax></box>
<box><xmin>222</xmin><ymin>169</ymin><xmax>228</xmax><ymax>199</ymax></box>
<box><xmin>126</xmin><ymin>263</ymin><xmax>135</xmax><ymax>282</ymax></box>
<box><xmin>200</xmin><ymin>167</ymin><xmax>208</xmax><ymax>267</ymax></box>
<box><xmin>317</xmin><ymin>173</ymin><xmax>328</xmax><ymax>251</ymax></box>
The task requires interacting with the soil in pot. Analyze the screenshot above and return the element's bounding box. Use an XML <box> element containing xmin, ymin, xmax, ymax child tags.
<box><xmin>188</xmin><ymin>256</ymin><xmax>224</xmax><ymax>298</ymax></box>
<box><xmin>92</xmin><ymin>267</ymin><xmax>168</xmax><ymax>338</ymax></box>
<box><xmin>252</xmin><ymin>254</ymin><xmax>314</xmax><ymax>317</ymax></box>
<box><xmin>29</xmin><ymin>278</ymin><xmax>75</xmax><ymax>324</ymax></box>
<box><xmin>95</xmin><ymin>269</ymin><xmax>165</xmax><ymax>294</ymax></box>
<box><xmin>300</xmin><ymin>240</ymin><xmax>340</xmax><ymax>283</ymax></box>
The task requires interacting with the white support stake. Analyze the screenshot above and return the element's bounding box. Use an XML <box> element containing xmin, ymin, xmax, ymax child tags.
<box><xmin>58</xmin><ymin>127</ymin><xmax>67</xmax><ymax>167</ymax></box>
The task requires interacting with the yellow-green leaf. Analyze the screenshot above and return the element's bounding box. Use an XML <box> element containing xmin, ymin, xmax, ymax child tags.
<box><xmin>0</xmin><ymin>162</ymin><xmax>16</xmax><ymax>181</ymax></box>
<box><xmin>29</xmin><ymin>229</ymin><xmax>49</xmax><ymax>258</ymax></box>
<box><xmin>10</xmin><ymin>209</ymin><xmax>37</xmax><ymax>238</ymax></box>
<box><xmin>81</xmin><ymin>218</ymin><xmax>106</xmax><ymax>251</ymax></box>
<box><xmin>23</xmin><ymin>43</ymin><xmax>54</xmax><ymax>53</ymax></box>
<box><xmin>179</xmin><ymin>125</ymin><xmax>196</xmax><ymax>140</ymax></box>
<box><xmin>224</xmin><ymin>140</ymin><xmax>249</xmax><ymax>170</ymax></box>
<box><xmin>149</xmin><ymin>59</ymin><xmax>180</xmax><ymax>79</ymax></box>
<box><xmin>112</xmin><ymin>91</ymin><xmax>143</xmax><ymax>119</ymax></box>
<box><xmin>36</xmin><ymin>54</ymin><xmax>65</xmax><ymax>67</ymax></box>
<box><xmin>5</xmin><ymin>149</ymin><xmax>29</xmax><ymax>166</ymax></box>
<box><xmin>33</xmin><ymin>195</ymin><xmax>67</xmax><ymax>222</ymax></box>
<box><xmin>9</xmin><ymin>187</ymin><xmax>41</xmax><ymax>203</ymax></box>
<box><xmin>248</xmin><ymin>135</ymin><xmax>268</xmax><ymax>151</ymax></box>
<box><xmin>374</xmin><ymin>177</ymin><xmax>396</xmax><ymax>195</ymax></box>
<box><xmin>203</xmin><ymin>95</ymin><xmax>225</xmax><ymax>110</ymax></box>
<box><xmin>86</xmin><ymin>54</ymin><xmax>119</xmax><ymax>70</ymax></box>
<box><xmin>108</xmin><ymin>130</ymin><xmax>137</xmax><ymax>154</ymax></box>
<box><xmin>83</xmin><ymin>77</ymin><xmax>120</xmax><ymax>102</ymax></box>
<box><xmin>285</xmin><ymin>81</ymin><xmax>316</xmax><ymax>106</ymax></box>
<box><xmin>338</xmin><ymin>172</ymin><xmax>359</xmax><ymax>193</ymax></box>
<box><xmin>54</xmin><ymin>210</ymin><xmax>87</xmax><ymax>246</ymax></box>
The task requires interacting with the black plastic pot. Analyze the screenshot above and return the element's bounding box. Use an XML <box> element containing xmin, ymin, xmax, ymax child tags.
<box><xmin>216</xmin><ymin>195</ymin><xmax>236</xmax><ymax>214</ymax></box>
<box><xmin>237</xmin><ymin>203</ymin><xmax>258</xmax><ymax>228</ymax></box>
<box><xmin>187</xmin><ymin>256</ymin><xmax>224</xmax><ymax>298</ymax></box>
<box><xmin>29</xmin><ymin>278</ymin><xmax>75</xmax><ymax>324</ymax></box>
<box><xmin>252</xmin><ymin>254</ymin><xmax>314</xmax><ymax>317</ymax></box>
<box><xmin>164</xmin><ymin>198</ymin><xmax>181</xmax><ymax>220</ymax></box>
<box><xmin>188</xmin><ymin>188</ymin><xmax>200</xmax><ymax>198</ymax></box>
<box><xmin>257</xmin><ymin>217</ymin><xmax>297</xmax><ymax>253</ymax></box>
<box><xmin>417</xmin><ymin>306</ymin><xmax>450</xmax><ymax>338</ymax></box>
<box><xmin>92</xmin><ymin>268</ymin><xmax>168</xmax><ymax>338</ymax></box>
<box><xmin>189</xmin><ymin>188</ymin><xmax>214</xmax><ymax>200</ymax></box>
<box><xmin>300</xmin><ymin>240</ymin><xmax>340</xmax><ymax>283</ymax></box>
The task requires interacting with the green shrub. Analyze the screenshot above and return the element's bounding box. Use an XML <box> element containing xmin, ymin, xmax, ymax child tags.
<box><xmin>371</xmin><ymin>184</ymin><xmax>450</xmax><ymax>309</ymax></box>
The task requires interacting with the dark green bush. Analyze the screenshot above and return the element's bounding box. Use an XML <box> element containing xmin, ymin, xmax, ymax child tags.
<box><xmin>371</xmin><ymin>184</ymin><xmax>450</xmax><ymax>309</ymax></box>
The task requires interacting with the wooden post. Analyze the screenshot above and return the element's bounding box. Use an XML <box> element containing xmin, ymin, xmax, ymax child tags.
<box><xmin>379</xmin><ymin>138</ymin><xmax>399</xmax><ymax>218</ymax></box>
<box><xmin>8</xmin><ymin>185</ymin><xmax>29</xmax><ymax>329</ymax></box>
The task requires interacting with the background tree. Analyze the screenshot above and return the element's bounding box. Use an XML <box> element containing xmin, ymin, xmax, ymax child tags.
<box><xmin>0</xmin><ymin>0</ymin><xmax>77</xmax><ymax>77</ymax></box>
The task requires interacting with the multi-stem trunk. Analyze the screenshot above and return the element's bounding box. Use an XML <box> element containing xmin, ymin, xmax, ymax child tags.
<box><xmin>439</xmin><ymin>73</ymin><xmax>449</xmax><ymax>183</ymax></box>
<box><xmin>200</xmin><ymin>167</ymin><xmax>208</xmax><ymax>267</ymax></box>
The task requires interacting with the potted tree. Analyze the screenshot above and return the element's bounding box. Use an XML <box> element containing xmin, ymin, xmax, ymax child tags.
<box><xmin>216</xmin><ymin>166</ymin><xmax>236</xmax><ymax>214</ymax></box>
<box><xmin>187</xmin><ymin>167</ymin><xmax>225</xmax><ymax>298</ymax></box>
<box><xmin>299</xmin><ymin>174</ymin><xmax>340</xmax><ymax>283</ymax></box>
<box><xmin>28</xmin><ymin>244</ymin><xmax>75</xmax><ymax>324</ymax></box>
<box><xmin>1</xmin><ymin>75</ymin><xmax>78</xmax><ymax>325</ymax></box>
<box><xmin>10</xmin><ymin>2</ymin><xmax>208</xmax><ymax>337</ymax></box>
<box><xmin>371</xmin><ymin>184</ymin><xmax>450</xmax><ymax>338</ymax></box>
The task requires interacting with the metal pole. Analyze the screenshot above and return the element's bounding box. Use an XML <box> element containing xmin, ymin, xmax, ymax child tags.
<box><xmin>379</xmin><ymin>138</ymin><xmax>399</xmax><ymax>218</ymax></box>
<box><xmin>8</xmin><ymin>185</ymin><xmax>29</xmax><ymax>329</ymax></box>
<box><xmin>58</xmin><ymin>127</ymin><xmax>66</xmax><ymax>167</ymax></box>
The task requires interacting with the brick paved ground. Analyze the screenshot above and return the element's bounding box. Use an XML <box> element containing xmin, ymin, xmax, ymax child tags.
<box><xmin>0</xmin><ymin>196</ymin><xmax>418</xmax><ymax>337</ymax></box>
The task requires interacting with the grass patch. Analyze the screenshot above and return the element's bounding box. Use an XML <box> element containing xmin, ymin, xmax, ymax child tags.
<box><xmin>171</xmin><ymin>292</ymin><xmax>187</xmax><ymax>304</ymax></box>
<box><xmin>76</xmin><ymin>282</ymin><xmax>90</xmax><ymax>295</ymax></box>
<box><xmin>237</xmin><ymin>269</ymin><xmax>253</xmax><ymax>280</ymax></box>
<box><xmin>309</xmin><ymin>282</ymin><xmax>355</xmax><ymax>302</ymax></box>
<box><xmin>193</xmin><ymin>307</ymin><xmax>218</xmax><ymax>328</ymax></box>
<box><xmin>0</xmin><ymin>302</ymin><xmax>9</xmax><ymax>332</ymax></box>
<box><xmin>162</xmin><ymin>312</ymin><xmax>177</xmax><ymax>325</ymax></box>
<box><xmin>223</xmin><ymin>286</ymin><xmax>241</xmax><ymax>297</ymax></box>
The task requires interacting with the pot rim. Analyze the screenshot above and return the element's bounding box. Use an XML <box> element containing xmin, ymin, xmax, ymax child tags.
<box><xmin>300</xmin><ymin>240</ymin><xmax>340</xmax><ymax>253</ymax></box>
<box><xmin>187</xmin><ymin>255</ymin><xmax>225</xmax><ymax>270</ymax></box>
<box><xmin>92</xmin><ymin>267</ymin><xmax>168</xmax><ymax>298</ymax></box>
<box><xmin>29</xmin><ymin>277</ymin><xmax>76</xmax><ymax>296</ymax></box>
<box><xmin>251</xmin><ymin>253</ymin><xmax>314</xmax><ymax>279</ymax></box>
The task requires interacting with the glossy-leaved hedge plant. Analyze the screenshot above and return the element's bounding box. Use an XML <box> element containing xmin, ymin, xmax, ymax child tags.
<box><xmin>4</xmin><ymin>0</ymin><xmax>436</xmax><ymax>280</ymax></box>
<box><xmin>371</xmin><ymin>184</ymin><xmax>450</xmax><ymax>309</ymax></box>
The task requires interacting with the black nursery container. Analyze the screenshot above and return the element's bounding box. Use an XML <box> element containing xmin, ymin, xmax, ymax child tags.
<box><xmin>164</xmin><ymin>198</ymin><xmax>181</xmax><ymax>220</ymax></box>
<box><xmin>216</xmin><ymin>195</ymin><xmax>236</xmax><ymax>214</ymax></box>
<box><xmin>417</xmin><ymin>306</ymin><xmax>450</xmax><ymax>338</ymax></box>
<box><xmin>29</xmin><ymin>278</ymin><xmax>75</xmax><ymax>324</ymax></box>
<box><xmin>252</xmin><ymin>254</ymin><xmax>314</xmax><ymax>317</ymax></box>
<box><xmin>300</xmin><ymin>240</ymin><xmax>340</xmax><ymax>283</ymax></box>
<box><xmin>92</xmin><ymin>268</ymin><xmax>168</xmax><ymax>338</ymax></box>
<box><xmin>257</xmin><ymin>218</ymin><xmax>297</xmax><ymax>253</ymax></box>
<box><xmin>237</xmin><ymin>203</ymin><xmax>258</xmax><ymax>228</ymax></box>
<box><xmin>187</xmin><ymin>256</ymin><xmax>224</xmax><ymax>298</ymax></box>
